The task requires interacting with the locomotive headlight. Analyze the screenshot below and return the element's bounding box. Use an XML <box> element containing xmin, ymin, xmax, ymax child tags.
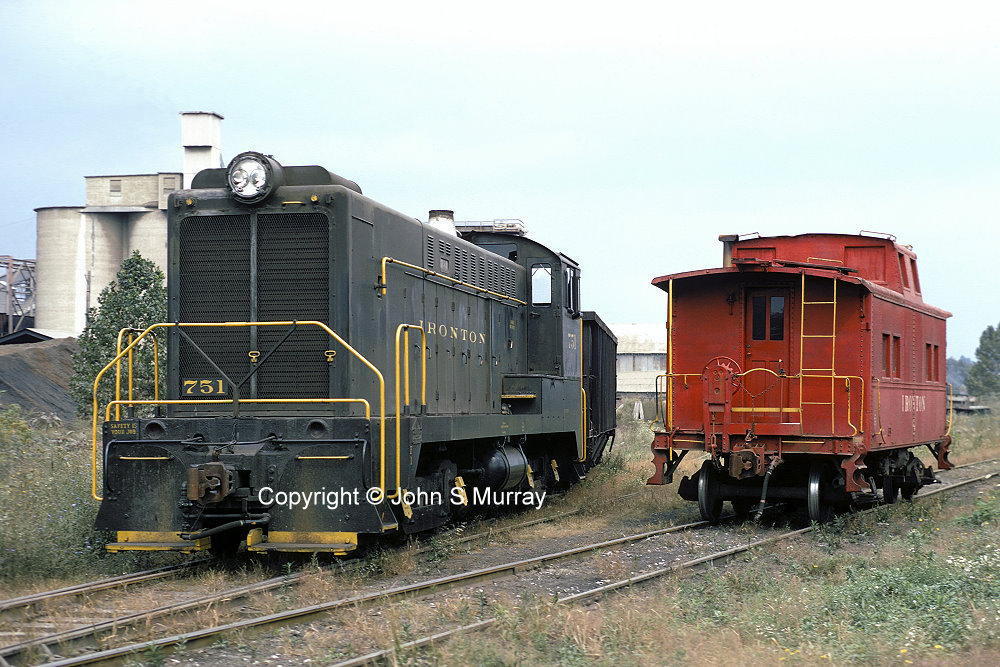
<box><xmin>227</xmin><ymin>152</ymin><xmax>283</xmax><ymax>203</ymax></box>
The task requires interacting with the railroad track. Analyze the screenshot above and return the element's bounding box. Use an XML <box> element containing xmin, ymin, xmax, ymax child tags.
<box><xmin>0</xmin><ymin>560</ymin><xmax>211</xmax><ymax>619</ymax></box>
<box><xmin>12</xmin><ymin>461</ymin><xmax>997</xmax><ymax>666</ymax></box>
<box><xmin>0</xmin><ymin>491</ymin><xmax>645</xmax><ymax>667</ymax></box>
<box><xmin>339</xmin><ymin>459</ymin><xmax>1000</xmax><ymax>666</ymax></box>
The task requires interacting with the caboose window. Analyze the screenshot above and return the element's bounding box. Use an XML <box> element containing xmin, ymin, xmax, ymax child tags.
<box><xmin>898</xmin><ymin>254</ymin><xmax>909</xmax><ymax>288</ymax></box>
<box><xmin>752</xmin><ymin>295</ymin><xmax>784</xmax><ymax>341</ymax></box>
<box><xmin>531</xmin><ymin>264</ymin><xmax>551</xmax><ymax>305</ymax></box>
<box><xmin>882</xmin><ymin>334</ymin><xmax>891</xmax><ymax>376</ymax></box>
<box><xmin>752</xmin><ymin>297</ymin><xmax>766</xmax><ymax>340</ymax></box>
<box><xmin>893</xmin><ymin>335</ymin><xmax>901</xmax><ymax>377</ymax></box>
<box><xmin>770</xmin><ymin>297</ymin><xmax>785</xmax><ymax>340</ymax></box>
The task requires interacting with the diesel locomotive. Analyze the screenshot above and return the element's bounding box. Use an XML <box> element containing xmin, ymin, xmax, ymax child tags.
<box><xmin>92</xmin><ymin>151</ymin><xmax>617</xmax><ymax>555</ymax></box>
<box><xmin>647</xmin><ymin>232</ymin><xmax>951</xmax><ymax>522</ymax></box>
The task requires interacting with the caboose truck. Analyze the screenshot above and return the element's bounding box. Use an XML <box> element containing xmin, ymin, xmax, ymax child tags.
<box><xmin>92</xmin><ymin>152</ymin><xmax>616</xmax><ymax>555</ymax></box>
<box><xmin>647</xmin><ymin>232</ymin><xmax>952</xmax><ymax>522</ymax></box>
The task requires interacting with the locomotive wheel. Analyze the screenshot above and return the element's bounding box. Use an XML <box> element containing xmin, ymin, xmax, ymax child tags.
<box><xmin>882</xmin><ymin>474</ymin><xmax>899</xmax><ymax>504</ymax></box>
<box><xmin>807</xmin><ymin>461</ymin><xmax>836</xmax><ymax>523</ymax></box>
<box><xmin>900</xmin><ymin>483</ymin><xmax>918</xmax><ymax>501</ymax></box>
<box><xmin>697</xmin><ymin>461</ymin><xmax>723</xmax><ymax>523</ymax></box>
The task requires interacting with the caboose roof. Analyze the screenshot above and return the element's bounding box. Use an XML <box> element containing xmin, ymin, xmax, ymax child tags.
<box><xmin>651</xmin><ymin>232</ymin><xmax>950</xmax><ymax>319</ymax></box>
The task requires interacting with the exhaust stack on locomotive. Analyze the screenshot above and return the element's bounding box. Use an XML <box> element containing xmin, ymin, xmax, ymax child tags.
<box><xmin>90</xmin><ymin>151</ymin><xmax>616</xmax><ymax>555</ymax></box>
<box><xmin>648</xmin><ymin>232</ymin><xmax>951</xmax><ymax>522</ymax></box>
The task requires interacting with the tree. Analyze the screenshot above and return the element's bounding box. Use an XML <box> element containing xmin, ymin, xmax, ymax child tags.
<box><xmin>966</xmin><ymin>324</ymin><xmax>1000</xmax><ymax>397</ymax></box>
<box><xmin>946</xmin><ymin>355</ymin><xmax>973</xmax><ymax>393</ymax></box>
<box><xmin>70</xmin><ymin>252</ymin><xmax>167</xmax><ymax>417</ymax></box>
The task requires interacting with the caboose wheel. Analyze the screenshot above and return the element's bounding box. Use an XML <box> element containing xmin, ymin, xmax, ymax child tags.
<box><xmin>731</xmin><ymin>498</ymin><xmax>755</xmax><ymax>518</ymax></box>
<box><xmin>807</xmin><ymin>461</ymin><xmax>836</xmax><ymax>523</ymax></box>
<box><xmin>882</xmin><ymin>474</ymin><xmax>899</xmax><ymax>504</ymax></box>
<box><xmin>697</xmin><ymin>461</ymin><xmax>723</xmax><ymax>523</ymax></box>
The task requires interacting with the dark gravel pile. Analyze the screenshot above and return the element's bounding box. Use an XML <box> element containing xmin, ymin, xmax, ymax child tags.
<box><xmin>0</xmin><ymin>337</ymin><xmax>77</xmax><ymax>420</ymax></box>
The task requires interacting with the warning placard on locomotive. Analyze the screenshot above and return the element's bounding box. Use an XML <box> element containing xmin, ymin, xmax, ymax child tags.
<box><xmin>105</xmin><ymin>420</ymin><xmax>139</xmax><ymax>438</ymax></box>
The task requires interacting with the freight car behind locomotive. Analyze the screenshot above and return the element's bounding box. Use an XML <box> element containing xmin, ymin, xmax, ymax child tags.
<box><xmin>92</xmin><ymin>151</ymin><xmax>616</xmax><ymax>555</ymax></box>
<box><xmin>647</xmin><ymin>232</ymin><xmax>951</xmax><ymax>522</ymax></box>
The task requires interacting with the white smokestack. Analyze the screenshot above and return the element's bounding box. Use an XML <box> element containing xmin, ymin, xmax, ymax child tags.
<box><xmin>181</xmin><ymin>111</ymin><xmax>224</xmax><ymax>188</ymax></box>
<box><xmin>427</xmin><ymin>209</ymin><xmax>458</xmax><ymax>237</ymax></box>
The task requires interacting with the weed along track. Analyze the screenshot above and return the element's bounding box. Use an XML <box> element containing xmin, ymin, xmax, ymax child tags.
<box><xmin>0</xmin><ymin>492</ymin><xmax>641</xmax><ymax>667</ymax></box>
<box><xmin>330</xmin><ymin>460</ymin><xmax>1000</xmax><ymax>666</ymax></box>
<box><xmin>0</xmin><ymin>560</ymin><xmax>210</xmax><ymax>620</ymax></box>
<box><xmin>8</xmin><ymin>463</ymin><xmax>996</xmax><ymax>666</ymax></box>
<box><xmin>34</xmin><ymin>516</ymin><xmax>726</xmax><ymax>667</ymax></box>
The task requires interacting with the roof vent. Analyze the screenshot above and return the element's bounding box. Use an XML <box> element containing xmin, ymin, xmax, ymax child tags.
<box><xmin>427</xmin><ymin>209</ymin><xmax>458</xmax><ymax>237</ymax></box>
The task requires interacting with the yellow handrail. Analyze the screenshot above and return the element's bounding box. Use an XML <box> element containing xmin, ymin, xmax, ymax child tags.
<box><xmin>649</xmin><ymin>369</ymin><xmax>864</xmax><ymax>439</ymax></box>
<box><xmin>380</xmin><ymin>256</ymin><xmax>526</xmax><ymax>305</ymax></box>
<box><xmin>394</xmin><ymin>324</ymin><xmax>427</xmax><ymax>499</ymax></box>
<box><xmin>577</xmin><ymin>316</ymin><xmax>586</xmax><ymax>462</ymax></box>
<box><xmin>91</xmin><ymin>321</ymin><xmax>386</xmax><ymax>501</ymax></box>
<box><xmin>115</xmin><ymin>328</ymin><xmax>160</xmax><ymax>420</ymax></box>
<box><xmin>946</xmin><ymin>382</ymin><xmax>954</xmax><ymax>436</ymax></box>
<box><xmin>105</xmin><ymin>398</ymin><xmax>371</xmax><ymax>422</ymax></box>
<box><xmin>667</xmin><ymin>278</ymin><xmax>673</xmax><ymax>431</ymax></box>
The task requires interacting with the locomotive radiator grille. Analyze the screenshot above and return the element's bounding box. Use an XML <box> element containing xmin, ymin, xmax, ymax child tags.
<box><xmin>257</xmin><ymin>213</ymin><xmax>330</xmax><ymax>398</ymax></box>
<box><xmin>179</xmin><ymin>214</ymin><xmax>252</xmax><ymax>391</ymax></box>
<box><xmin>178</xmin><ymin>212</ymin><xmax>331</xmax><ymax>403</ymax></box>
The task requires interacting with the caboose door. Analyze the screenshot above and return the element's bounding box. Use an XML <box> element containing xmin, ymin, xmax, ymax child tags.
<box><xmin>742</xmin><ymin>287</ymin><xmax>792</xmax><ymax>422</ymax></box>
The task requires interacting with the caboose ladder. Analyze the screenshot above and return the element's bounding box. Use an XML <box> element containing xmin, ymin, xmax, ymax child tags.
<box><xmin>799</xmin><ymin>274</ymin><xmax>837</xmax><ymax>434</ymax></box>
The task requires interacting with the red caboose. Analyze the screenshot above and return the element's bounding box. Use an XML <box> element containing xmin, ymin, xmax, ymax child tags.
<box><xmin>647</xmin><ymin>232</ymin><xmax>951</xmax><ymax>522</ymax></box>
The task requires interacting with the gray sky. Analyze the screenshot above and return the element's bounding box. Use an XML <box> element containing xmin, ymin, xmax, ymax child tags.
<box><xmin>1</xmin><ymin>1</ymin><xmax>997</xmax><ymax>357</ymax></box>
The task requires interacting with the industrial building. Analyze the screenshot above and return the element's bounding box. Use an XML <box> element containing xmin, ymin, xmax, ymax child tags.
<box><xmin>30</xmin><ymin>112</ymin><xmax>223</xmax><ymax>337</ymax></box>
<box><xmin>611</xmin><ymin>323</ymin><xmax>668</xmax><ymax>394</ymax></box>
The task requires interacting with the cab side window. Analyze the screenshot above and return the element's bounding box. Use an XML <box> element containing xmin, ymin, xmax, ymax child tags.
<box><xmin>531</xmin><ymin>264</ymin><xmax>552</xmax><ymax>305</ymax></box>
<box><xmin>564</xmin><ymin>265</ymin><xmax>580</xmax><ymax>314</ymax></box>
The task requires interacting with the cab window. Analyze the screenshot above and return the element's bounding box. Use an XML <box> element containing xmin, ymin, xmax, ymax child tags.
<box><xmin>564</xmin><ymin>266</ymin><xmax>580</xmax><ymax>314</ymax></box>
<box><xmin>531</xmin><ymin>264</ymin><xmax>552</xmax><ymax>305</ymax></box>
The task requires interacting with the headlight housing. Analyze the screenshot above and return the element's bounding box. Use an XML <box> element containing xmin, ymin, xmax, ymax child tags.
<box><xmin>227</xmin><ymin>152</ymin><xmax>282</xmax><ymax>203</ymax></box>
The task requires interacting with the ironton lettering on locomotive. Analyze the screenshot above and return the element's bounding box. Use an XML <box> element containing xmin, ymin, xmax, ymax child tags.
<box><xmin>91</xmin><ymin>150</ymin><xmax>617</xmax><ymax>556</ymax></box>
<box><xmin>419</xmin><ymin>319</ymin><xmax>488</xmax><ymax>344</ymax></box>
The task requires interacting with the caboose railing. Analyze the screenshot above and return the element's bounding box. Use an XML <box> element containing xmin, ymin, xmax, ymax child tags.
<box><xmin>652</xmin><ymin>370</ymin><xmax>864</xmax><ymax>439</ymax></box>
<box><xmin>90</xmin><ymin>321</ymin><xmax>387</xmax><ymax>502</ymax></box>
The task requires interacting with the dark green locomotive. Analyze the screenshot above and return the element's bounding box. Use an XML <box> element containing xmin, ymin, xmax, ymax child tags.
<box><xmin>93</xmin><ymin>151</ymin><xmax>616</xmax><ymax>555</ymax></box>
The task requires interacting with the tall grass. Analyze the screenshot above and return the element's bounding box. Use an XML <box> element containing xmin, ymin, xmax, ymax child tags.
<box><xmin>948</xmin><ymin>398</ymin><xmax>1000</xmax><ymax>464</ymax></box>
<box><xmin>0</xmin><ymin>405</ymin><xmax>147</xmax><ymax>585</ymax></box>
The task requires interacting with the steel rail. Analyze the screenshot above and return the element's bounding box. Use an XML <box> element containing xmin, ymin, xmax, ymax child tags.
<box><xmin>4</xmin><ymin>490</ymin><xmax>645</xmax><ymax>665</ymax></box>
<box><xmin>0</xmin><ymin>560</ymin><xmax>209</xmax><ymax>615</ymax></box>
<box><xmin>32</xmin><ymin>463</ymin><xmax>998</xmax><ymax>666</ymax></box>
<box><xmin>0</xmin><ymin>567</ymin><xmax>311</xmax><ymax>665</ymax></box>
<box><xmin>337</xmin><ymin>465</ymin><xmax>1000</xmax><ymax>666</ymax></box>
<box><xmin>37</xmin><ymin>517</ymin><xmax>715</xmax><ymax>667</ymax></box>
